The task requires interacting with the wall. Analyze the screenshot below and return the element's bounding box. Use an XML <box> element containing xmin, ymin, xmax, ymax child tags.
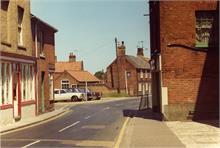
<box><xmin>1</xmin><ymin>0</ymin><xmax>33</xmax><ymax>57</ymax></box>
<box><xmin>53</xmin><ymin>72</ymin><xmax>78</xmax><ymax>89</ymax></box>
<box><xmin>150</xmin><ymin>1</ymin><xmax>219</xmax><ymax>120</ymax></box>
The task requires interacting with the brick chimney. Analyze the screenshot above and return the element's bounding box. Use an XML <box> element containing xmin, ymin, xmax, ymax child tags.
<box><xmin>69</xmin><ymin>53</ymin><xmax>76</xmax><ymax>62</ymax></box>
<box><xmin>117</xmin><ymin>41</ymin><xmax>126</xmax><ymax>57</ymax></box>
<box><xmin>137</xmin><ymin>48</ymin><xmax>144</xmax><ymax>57</ymax></box>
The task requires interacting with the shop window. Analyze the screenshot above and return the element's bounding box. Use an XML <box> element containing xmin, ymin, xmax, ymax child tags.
<box><xmin>0</xmin><ymin>62</ymin><xmax>12</xmax><ymax>105</ymax></box>
<box><xmin>138</xmin><ymin>83</ymin><xmax>142</xmax><ymax>92</ymax></box>
<box><xmin>195</xmin><ymin>11</ymin><xmax>216</xmax><ymax>48</ymax></box>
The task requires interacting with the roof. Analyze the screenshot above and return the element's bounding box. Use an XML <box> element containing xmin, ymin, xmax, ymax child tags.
<box><xmin>67</xmin><ymin>70</ymin><xmax>100</xmax><ymax>82</ymax></box>
<box><xmin>31</xmin><ymin>14</ymin><xmax>58</xmax><ymax>32</ymax></box>
<box><xmin>125</xmin><ymin>55</ymin><xmax>150</xmax><ymax>69</ymax></box>
<box><xmin>55</xmin><ymin>61</ymin><xmax>83</xmax><ymax>72</ymax></box>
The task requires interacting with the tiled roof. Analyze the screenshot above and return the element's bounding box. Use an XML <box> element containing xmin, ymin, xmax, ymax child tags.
<box><xmin>67</xmin><ymin>71</ymin><xmax>100</xmax><ymax>82</ymax></box>
<box><xmin>125</xmin><ymin>55</ymin><xmax>150</xmax><ymax>69</ymax></box>
<box><xmin>55</xmin><ymin>61</ymin><xmax>83</xmax><ymax>72</ymax></box>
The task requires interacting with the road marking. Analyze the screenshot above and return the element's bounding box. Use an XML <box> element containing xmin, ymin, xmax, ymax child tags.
<box><xmin>21</xmin><ymin>140</ymin><xmax>40</xmax><ymax>148</ymax></box>
<box><xmin>58</xmin><ymin>121</ymin><xmax>80</xmax><ymax>132</ymax></box>
<box><xmin>103</xmin><ymin>107</ymin><xmax>110</xmax><ymax>110</ymax></box>
<box><xmin>114</xmin><ymin>117</ymin><xmax>130</xmax><ymax>148</ymax></box>
<box><xmin>84</xmin><ymin>116</ymin><xmax>91</xmax><ymax>119</ymax></box>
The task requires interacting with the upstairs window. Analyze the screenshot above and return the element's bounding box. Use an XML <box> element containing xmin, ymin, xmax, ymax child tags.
<box><xmin>17</xmin><ymin>6</ymin><xmax>24</xmax><ymax>46</ymax></box>
<box><xmin>140</xmin><ymin>70</ymin><xmax>143</xmax><ymax>79</ymax></box>
<box><xmin>39</xmin><ymin>31</ymin><xmax>44</xmax><ymax>55</ymax></box>
<box><xmin>195</xmin><ymin>11</ymin><xmax>216</xmax><ymax>48</ymax></box>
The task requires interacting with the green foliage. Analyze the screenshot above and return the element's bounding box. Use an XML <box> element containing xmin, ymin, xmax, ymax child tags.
<box><xmin>94</xmin><ymin>70</ymin><xmax>105</xmax><ymax>80</ymax></box>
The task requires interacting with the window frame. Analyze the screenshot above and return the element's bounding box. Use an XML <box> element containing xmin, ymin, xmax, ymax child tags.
<box><xmin>17</xmin><ymin>6</ymin><xmax>24</xmax><ymax>46</ymax></box>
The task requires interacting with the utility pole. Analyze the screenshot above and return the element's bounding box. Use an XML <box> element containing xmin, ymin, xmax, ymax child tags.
<box><xmin>115</xmin><ymin>37</ymin><xmax>120</xmax><ymax>93</ymax></box>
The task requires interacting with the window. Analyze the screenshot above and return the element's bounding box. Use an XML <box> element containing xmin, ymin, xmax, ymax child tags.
<box><xmin>140</xmin><ymin>70</ymin><xmax>143</xmax><ymax>78</ymax></box>
<box><xmin>21</xmin><ymin>64</ymin><xmax>34</xmax><ymax>101</ymax></box>
<box><xmin>60</xmin><ymin>90</ymin><xmax>66</xmax><ymax>94</ymax></box>
<box><xmin>138</xmin><ymin>83</ymin><xmax>142</xmax><ymax>92</ymax></box>
<box><xmin>61</xmin><ymin>80</ymin><xmax>69</xmax><ymax>89</ymax></box>
<box><xmin>195</xmin><ymin>11</ymin><xmax>216</xmax><ymax>48</ymax></box>
<box><xmin>17</xmin><ymin>6</ymin><xmax>24</xmax><ymax>46</ymax></box>
<box><xmin>0</xmin><ymin>62</ymin><xmax>12</xmax><ymax>105</ymax></box>
<box><xmin>54</xmin><ymin>90</ymin><xmax>59</xmax><ymax>94</ymax></box>
<box><xmin>39</xmin><ymin>31</ymin><xmax>44</xmax><ymax>55</ymax></box>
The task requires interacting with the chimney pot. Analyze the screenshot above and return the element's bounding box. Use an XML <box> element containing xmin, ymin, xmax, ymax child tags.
<box><xmin>69</xmin><ymin>53</ymin><xmax>76</xmax><ymax>62</ymax></box>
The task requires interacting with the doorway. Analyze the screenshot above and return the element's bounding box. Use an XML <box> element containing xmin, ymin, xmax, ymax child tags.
<box><xmin>13</xmin><ymin>71</ymin><xmax>21</xmax><ymax>120</ymax></box>
<box><xmin>41</xmin><ymin>72</ymin><xmax>45</xmax><ymax>113</ymax></box>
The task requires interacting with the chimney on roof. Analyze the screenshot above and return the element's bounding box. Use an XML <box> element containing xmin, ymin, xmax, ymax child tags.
<box><xmin>69</xmin><ymin>52</ymin><xmax>76</xmax><ymax>62</ymax></box>
<box><xmin>137</xmin><ymin>48</ymin><xmax>144</xmax><ymax>57</ymax></box>
<box><xmin>117</xmin><ymin>41</ymin><xmax>126</xmax><ymax>57</ymax></box>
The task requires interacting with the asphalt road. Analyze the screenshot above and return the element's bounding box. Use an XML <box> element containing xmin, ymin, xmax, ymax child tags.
<box><xmin>1</xmin><ymin>97</ymin><xmax>140</xmax><ymax>148</ymax></box>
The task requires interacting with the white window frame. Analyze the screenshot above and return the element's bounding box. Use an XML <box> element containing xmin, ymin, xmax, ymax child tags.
<box><xmin>0</xmin><ymin>63</ymin><xmax>2</xmax><ymax>105</ymax></box>
<box><xmin>138</xmin><ymin>83</ymin><xmax>142</xmax><ymax>92</ymax></box>
<box><xmin>61</xmin><ymin>79</ymin><xmax>69</xmax><ymax>89</ymax></box>
<box><xmin>17</xmin><ymin>6</ymin><xmax>24</xmax><ymax>46</ymax></box>
<box><xmin>140</xmin><ymin>70</ymin><xmax>143</xmax><ymax>78</ymax></box>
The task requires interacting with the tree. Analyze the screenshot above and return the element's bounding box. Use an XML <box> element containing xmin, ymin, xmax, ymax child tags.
<box><xmin>94</xmin><ymin>70</ymin><xmax>105</xmax><ymax>80</ymax></box>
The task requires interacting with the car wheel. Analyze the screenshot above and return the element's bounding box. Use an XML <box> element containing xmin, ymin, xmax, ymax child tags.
<box><xmin>71</xmin><ymin>96</ymin><xmax>78</xmax><ymax>102</ymax></box>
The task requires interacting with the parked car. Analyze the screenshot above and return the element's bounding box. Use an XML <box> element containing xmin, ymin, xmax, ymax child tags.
<box><xmin>77</xmin><ymin>88</ymin><xmax>101</xmax><ymax>101</ymax></box>
<box><xmin>54</xmin><ymin>89</ymin><xmax>85</xmax><ymax>102</ymax></box>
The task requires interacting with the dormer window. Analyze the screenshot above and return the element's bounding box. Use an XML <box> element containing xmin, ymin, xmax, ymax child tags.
<box><xmin>17</xmin><ymin>6</ymin><xmax>24</xmax><ymax>46</ymax></box>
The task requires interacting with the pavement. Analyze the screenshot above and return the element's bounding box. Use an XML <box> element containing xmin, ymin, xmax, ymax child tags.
<box><xmin>118</xmin><ymin>108</ymin><xmax>220</xmax><ymax>148</ymax></box>
<box><xmin>118</xmin><ymin>109</ymin><xmax>185</xmax><ymax>148</ymax></box>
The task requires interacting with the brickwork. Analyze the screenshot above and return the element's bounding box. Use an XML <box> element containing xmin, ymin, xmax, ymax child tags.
<box><xmin>31</xmin><ymin>16</ymin><xmax>57</xmax><ymax>114</ymax></box>
<box><xmin>1</xmin><ymin>0</ymin><xmax>32</xmax><ymax>56</ymax></box>
<box><xmin>149</xmin><ymin>1</ymin><xmax>219</xmax><ymax>120</ymax></box>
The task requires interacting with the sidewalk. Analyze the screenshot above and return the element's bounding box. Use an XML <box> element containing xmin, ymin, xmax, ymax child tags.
<box><xmin>119</xmin><ymin>109</ymin><xmax>220</xmax><ymax>148</ymax></box>
<box><xmin>119</xmin><ymin>109</ymin><xmax>186</xmax><ymax>148</ymax></box>
<box><xmin>0</xmin><ymin>108</ymin><xmax>67</xmax><ymax>134</ymax></box>
<box><xmin>166</xmin><ymin>121</ymin><xmax>220</xmax><ymax>148</ymax></box>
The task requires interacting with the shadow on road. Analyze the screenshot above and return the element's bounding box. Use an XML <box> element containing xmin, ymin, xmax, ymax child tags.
<box><xmin>123</xmin><ymin>108</ymin><xmax>162</xmax><ymax>121</ymax></box>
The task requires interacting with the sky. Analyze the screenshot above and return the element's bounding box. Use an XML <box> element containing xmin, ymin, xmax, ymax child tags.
<box><xmin>31</xmin><ymin>0</ymin><xmax>150</xmax><ymax>74</ymax></box>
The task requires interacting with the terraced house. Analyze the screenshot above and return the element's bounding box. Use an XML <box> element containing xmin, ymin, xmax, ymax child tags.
<box><xmin>106</xmin><ymin>41</ymin><xmax>151</xmax><ymax>96</ymax></box>
<box><xmin>0</xmin><ymin>0</ymin><xmax>36</xmax><ymax>124</ymax></box>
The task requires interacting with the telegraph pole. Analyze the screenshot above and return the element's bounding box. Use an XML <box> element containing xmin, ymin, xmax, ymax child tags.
<box><xmin>115</xmin><ymin>37</ymin><xmax>120</xmax><ymax>93</ymax></box>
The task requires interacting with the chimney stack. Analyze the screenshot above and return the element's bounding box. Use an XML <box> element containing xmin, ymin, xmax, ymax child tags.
<box><xmin>117</xmin><ymin>41</ymin><xmax>126</xmax><ymax>57</ymax></box>
<box><xmin>69</xmin><ymin>52</ymin><xmax>76</xmax><ymax>62</ymax></box>
<box><xmin>137</xmin><ymin>48</ymin><xmax>144</xmax><ymax>57</ymax></box>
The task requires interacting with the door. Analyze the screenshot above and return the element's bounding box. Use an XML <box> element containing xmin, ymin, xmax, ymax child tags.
<box><xmin>13</xmin><ymin>72</ymin><xmax>21</xmax><ymax>119</ymax></box>
<box><xmin>41</xmin><ymin>72</ymin><xmax>45</xmax><ymax>112</ymax></box>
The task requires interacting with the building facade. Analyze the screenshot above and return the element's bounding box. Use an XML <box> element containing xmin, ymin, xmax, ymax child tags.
<box><xmin>31</xmin><ymin>15</ymin><xmax>57</xmax><ymax>114</ymax></box>
<box><xmin>106</xmin><ymin>41</ymin><xmax>151</xmax><ymax>96</ymax></box>
<box><xmin>0</xmin><ymin>0</ymin><xmax>36</xmax><ymax>124</ymax></box>
<box><xmin>54</xmin><ymin>53</ymin><xmax>101</xmax><ymax>90</ymax></box>
<box><xmin>149</xmin><ymin>1</ymin><xmax>219</xmax><ymax>120</ymax></box>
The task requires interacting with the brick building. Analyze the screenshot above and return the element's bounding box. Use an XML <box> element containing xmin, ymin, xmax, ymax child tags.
<box><xmin>31</xmin><ymin>15</ymin><xmax>57</xmax><ymax>114</ymax></box>
<box><xmin>54</xmin><ymin>53</ymin><xmax>101</xmax><ymax>90</ymax></box>
<box><xmin>0</xmin><ymin>0</ymin><xmax>36</xmax><ymax>124</ymax></box>
<box><xmin>149</xmin><ymin>1</ymin><xmax>219</xmax><ymax>120</ymax></box>
<box><xmin>106</xmin><ymin>41</ymin><xmax>151</xmax><ymax>96</ymax></box>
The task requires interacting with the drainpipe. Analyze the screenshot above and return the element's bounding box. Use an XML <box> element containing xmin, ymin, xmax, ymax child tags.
<box><xmin>35</xmin><ymin>21</ymin><xmax>39</xmax><ymax>114</ymax></box>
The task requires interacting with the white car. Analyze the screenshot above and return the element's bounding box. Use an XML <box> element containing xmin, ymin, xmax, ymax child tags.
<box><xmin>54</xmin><ymin>89</ymin><xmax>85</xmax><ymax>102</ymax></box>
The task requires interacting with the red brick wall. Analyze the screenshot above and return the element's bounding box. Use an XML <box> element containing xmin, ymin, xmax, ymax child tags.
<box><xmin>150</xmin><ymin>1</ymin><xmax>219</xmax><ymax>119</ymax></box>
<box><xmin>54</xmin><ymin>72</ymin><xmax>78</xmax><ymax>89</ymax></box>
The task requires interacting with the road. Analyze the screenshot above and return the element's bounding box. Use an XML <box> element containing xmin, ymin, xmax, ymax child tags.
<box><xmin>1</xmin><ymin>97</ymin><xmax>140</xmax><ymax>148</ymax></box>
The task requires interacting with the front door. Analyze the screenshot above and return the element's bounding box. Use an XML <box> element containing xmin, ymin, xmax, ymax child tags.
<box><xmin>13</xmin><ymin>72</ymin><xmax>21</xmax><ymax>119</ymax></box>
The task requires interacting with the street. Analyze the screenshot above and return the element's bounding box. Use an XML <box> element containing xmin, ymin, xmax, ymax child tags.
<box><xmin>1</xmin><ymin>98</ymin><xmax>140</xmax><ymax>148</ymax></box>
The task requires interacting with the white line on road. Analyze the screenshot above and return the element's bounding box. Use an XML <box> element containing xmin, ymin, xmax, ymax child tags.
<box><xmin>103</xmin><ymin>107</ymin><xmax>110</xmax><ymax>110</ymax></box>
<box><xmin>21</xmin><ymin>140</ymin><xmax>40</xmax><ymax>148</ymax></box>
<box><xmin>84</xmin><ymin>116</ymin><xmax>91</xmax><ymax>119</ymax></box>
<box><xmin>58</xmin><ymin>121</ymin><xmax>80</xmax><ymax>132</ymax></box>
